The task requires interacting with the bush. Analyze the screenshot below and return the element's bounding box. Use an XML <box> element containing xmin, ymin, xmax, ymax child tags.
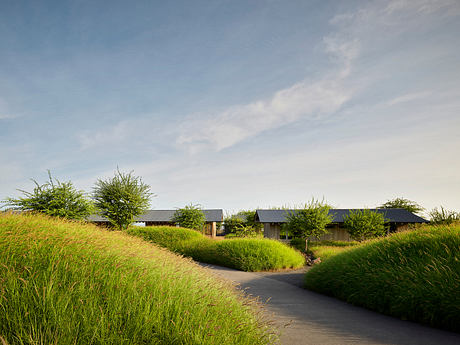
<box><xmin>224</xmin><ymin>210</ymin><xmax>262</xmax><ymax>235</ymax></box>
<box><xmin>92</xmin><ymin>169</ymin><xmax>153</xmax><ymax>230</ymax></box>
<box><xmin>283</xmin><ymin>199</ymin><xmax>333</xmax><ymax>251</ymax></box>
<box><xmin>128</xmin><ymin>226</ymin><xmax>305</xmax><ymax>271</ymax></box>
<box><xmin>304</xmin><ymin>224</ymin><xmax>460</xmax><ymax>332</ymax></box>
<box><xmin>343</xmin><ymin>209</ymin><xmax>386</xmax><ymax>241</ymax></box>
<box><xmin>429</xmin><ymin>206</ymin><xmax>460</xmax><ymax>225</ymax></box>
<box><xmin>171</xmin><ymin>204</ymin><xmax>206</xmax><ymax>231</ymax></box>
<box><xmin>2</xmin><ymin>171</ymin><xmax>93</xmax><ymax>220</ymax></box>
<box><xmin>0</xmin><ymin>213</ymin><xmax>272</xmax><ymax>344</ymax></box>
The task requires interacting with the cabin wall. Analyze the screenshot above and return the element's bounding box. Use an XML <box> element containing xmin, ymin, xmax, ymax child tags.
<box><xmin>263</xmin><ymin>223</ymin><xmax>281</xmax><ymax>239</ymax></box>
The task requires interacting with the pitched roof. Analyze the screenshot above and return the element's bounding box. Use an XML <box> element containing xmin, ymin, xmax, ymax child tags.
<box><xmin>255</xmin><ymin>209</ymin><xmax>428</xmax><ymax>224</ymax></box>
<box><xmin>88</xmin><ymin>209</ymin><xmax>223</xmax><ymax>223</ymax></box>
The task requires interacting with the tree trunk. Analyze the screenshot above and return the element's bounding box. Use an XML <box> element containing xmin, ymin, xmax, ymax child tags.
<box><xmin>305</xmin><ymin>238</ymin><xmax>309</xmax><ymax>253</ymax></box>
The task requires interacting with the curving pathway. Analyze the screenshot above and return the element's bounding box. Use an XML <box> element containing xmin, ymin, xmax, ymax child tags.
<box><xmin>201</xmin><ymin>264</ymin><xmax>460</xmax><ymax>345</ymax></box>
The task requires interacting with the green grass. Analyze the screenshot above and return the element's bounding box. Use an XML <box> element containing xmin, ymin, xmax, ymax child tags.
<box><xmin>309</xmin><ymin>241</ymin><xmax>359</xmax><ymax>261</ymax></box>
<box><xmin>289</xmin><ymin>239</ymin><xmax>358</xmax><ymax>260</ymax></box>
<box><xmin>0</xmin><ymin>213</ymin><xmax>273</xmax><ymax>344</ymax></box>
<box><xmin>304</xmin><ymin>224</ymin><xmax>460</xmax><ymax>332</ymax></box>
<box><xmin>128</xmin><ymin>226</ymin><xmax>305</xmax><ymax>271</ymax></box>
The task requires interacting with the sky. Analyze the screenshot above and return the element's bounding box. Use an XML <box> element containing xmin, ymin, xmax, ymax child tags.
<box><xmin>1</xmin><ymin>0</ymin><xmax>459</xmax><ymax>217</ymax></box>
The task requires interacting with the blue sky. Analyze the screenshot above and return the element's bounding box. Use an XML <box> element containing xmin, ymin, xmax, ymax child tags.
<box><xmin>1</xmin><ymin>0</ymin><xmax>459</xmax><ymax>216</ymax></box>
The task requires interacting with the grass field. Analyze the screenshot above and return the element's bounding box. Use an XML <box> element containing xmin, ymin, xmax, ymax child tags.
<box><xmin>0</xmin><ymin>213</ymin><xmax>273</xmax><ymax>344</ymax></box>
<box><xmin>304</xmin><ymin>224</ymin><xmax>460</xmax><ymax>332</ymax></box>
<box><xmin>128</xmin><ymin>226</ymin><xmax>305</xmax><ymax>271</ymax></box>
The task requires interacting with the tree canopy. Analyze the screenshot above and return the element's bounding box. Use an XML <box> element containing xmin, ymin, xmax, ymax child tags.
<box><xmin>283</xmin><ymin>199</ymin><xmax>333</xmax><ymax>251</ymax></box>
<box><xmin>379</xmin><ymin>197</ymin><xmax>424</xmax><ymax>215</ymax></box>
<box><xmin>92</xmin><ymin>169</ymin><xmax>153</xmax><ymax>230</ymax></box>
<box><xmin>343</xmin><ymin>209</ymin><xmax>387</xmax><ymax>241</ymax></box>
<box><xmin>172</xmin><ymin>204</ymin><xmax>206</xmax><ymax>231</ymax></box>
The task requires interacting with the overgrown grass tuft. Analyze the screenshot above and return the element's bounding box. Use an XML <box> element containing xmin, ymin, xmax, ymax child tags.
<box><xmin>128</xmin><ymin>226</ymin><xmax>305</xmax><ymax>271</ymax></box>
<box><xmin>0</xmin><ymin>213</ymin><xmax>273</xmax><ymax>344</ymax></box>
<box><xmin>304</xmin><ymin>224</ymin><xmax>460</xmax><ymax>332</ymax></box>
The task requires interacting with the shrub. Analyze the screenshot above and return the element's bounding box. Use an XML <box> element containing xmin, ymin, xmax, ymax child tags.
<box><xmin>92</xmin><ymin>169</ymin><xmax>153</xmax><ymax>230</ymax></box>
<box><xmin>343</xmin><ymin>209</ymin><xmax>386</xmax><ymax>241</ymax></box>
<box><xmin>224</xmin><ymin>210</ymin><xmax>262</xmax><ymax>235</ymax></box>
<box><xmin>304</xmin><ymin>224</ymin><xmax>460</xmax><ymax>332</ymax></box>
<box><xmin>171</xmin><ymin>204</ymin><xmax>206</xmax><ymax>231</ymax></box>
<box><xmin>0</xmin><ymin>213</ymin><xmax>272</xmax><ymax>344</ymax></box>
<box><xmin>2</xmin><ymin>171</ymin><xmax>93</xmax><ymax>220</ymax></box>
<box><xmin>283</xmin><ymin>199</ymin><xmax>333</xmax><ymax>251</ymax></box>
<box><xmin>129</xmin><ymin>226</ymin><xmax>305</xmax><ymax>271</ymax></box>
<box><xmin>379</xmin><ymin>197</ymin><xmax>424</xmax><ymax>215</ymax></box>
<box><xmin>429</xmin><ymin>206</ymin><xmax>460</xmax><ymax>225</ymax></box>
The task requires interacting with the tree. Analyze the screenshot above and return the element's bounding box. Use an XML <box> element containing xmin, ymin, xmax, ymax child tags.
<box><xmin>223</xmin><ymin>210</ymin><xmax>262</xmax><ymax>235</ymax></box>
<box><xmin>92</xmin><ymin>169</ymin><xmax>153</xmax><ymax>230</ymax></box>
<box><xmin>379</xmin><ymin>197</ymin><xmax>424</xmax><ymax>215</ymax></box>
<box><xmin>172</xmin><ymin>204</ymin><xmax>206</xmax><ymax>231</ymax></box>
<box><xmin>343</xmin><ymin>209</ymin><xmax>386</xmax><ymax>242</ymax></box>
<box><xmin>2</xmin><ymin>171</ymin><xmax>93</xmax><ymax>220</ymax></box>
<box><xmin>283</xmin><ymin>199</ymin><xmax>333</xmax><ymax>252</ymax></box>
<box><xmin>429</xmin><ymin>206</ymin><xmax>460</xmax><ymax>225</ymax></box>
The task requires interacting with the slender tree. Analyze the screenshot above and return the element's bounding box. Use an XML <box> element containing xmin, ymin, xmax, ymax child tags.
<box><xmin>283</xmin><ymin>199</ymin><xmax>333</xmax><ymax>252</ymax></box>
<box><xmin>92</xmin><ymin>169</ymin><xmax>153</xmax><ymax>230</ymax></box>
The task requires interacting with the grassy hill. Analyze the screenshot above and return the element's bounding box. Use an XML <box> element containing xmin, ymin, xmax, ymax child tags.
<box><xmin>305</xmin><ymin>223</ymin><xmax>460</xmax><ymax>332</ymax></box>
<box><xmin>0</xmin><ymin>213</ymin><xmax>272</xmax><ymax>344</ymax></box>
<box><xmin>128</xmin><ymin>226</ymin><xmax>305</xmax><ymax>271</ymax></box>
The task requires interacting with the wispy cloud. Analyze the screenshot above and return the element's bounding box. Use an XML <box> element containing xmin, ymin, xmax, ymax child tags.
<box><xmin>177</xmin><ymin>36</ymin><xmax>359</xmax><ymax>152</ymax></box>
<box><xmin>387</xmin><ymin>91</ymin><xmax>432</xmax><ymax>106</ymax></box>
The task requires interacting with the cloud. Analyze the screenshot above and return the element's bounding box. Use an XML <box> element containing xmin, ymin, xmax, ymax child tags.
<box><xmin>177</xmin><ymin>34</ymin><xmax>359</xmax><ymax>152</ymax></box>
<box><xmin>77</xmin><ymin>120</ymin><xmax>131</xmax><ymax>150</ymax></box>
<box><xmin>387</xmin><ymin>91</ymin><xmax>432</xmax><ymax>106</ymax></box>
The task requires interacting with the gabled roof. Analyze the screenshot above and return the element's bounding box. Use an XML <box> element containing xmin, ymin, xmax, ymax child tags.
<box><xmin>88</xmin><ymin>209</ymin><xmax>223</xmax><ymax>223</ymax></box>
<box><xmin>255</xmin><ymin>209</ymin><xmax>428</xmax><ymax>224</ymax></box>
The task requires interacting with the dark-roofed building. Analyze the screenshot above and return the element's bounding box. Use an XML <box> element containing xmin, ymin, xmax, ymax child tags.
<box><xmin>88</xmin><ymin>209</ymin><xmax>223</xmax><ymax>238</ymax></box>
<box><xmin>255</xmin><ymin>209</ymin><xmax>428</xmax><ymax>240</ymax></box>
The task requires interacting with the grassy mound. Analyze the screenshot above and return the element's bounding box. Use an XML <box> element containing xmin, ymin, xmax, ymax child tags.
<box><xmin>128</xmin><ymin>226</ymin><xmax>305</xmax><ymax>271</ymax></box>
<box><xmin>0</xmin><ymin>213</ymin><xmax>272</xmax><ymax>344</ymax></box>
<box><xmin>309</xmin><ymin>241</ymin><xmax>359</xmax><ymax>261</ymax></box>
<box><xmin>304</xmin><ymin>224</ymin><xmax>460</xmax><ymax>332</ymax></box>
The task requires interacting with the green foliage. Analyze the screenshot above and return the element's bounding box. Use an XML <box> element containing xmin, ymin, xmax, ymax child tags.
<box><xmin>171</xmin><ymin>204</ymin><xmax>206</xmax><ymax>231</ymax></box>
<box><xmin>224</xmin><ymin>210</ymin><xmax>262</xmax><ymax>236</ymax></box>
<box><xmin>429</xmin><ymin>206</ymin><xmax>460</xmax><ymax>225</ymax></box>
<box><xmin>128</xmin><ymin>226</ymin><xmax>305</xmax><ymax>271</ymax></box>
<box><xmin>283</xmin><ymin>199</ymin><xmax>333</xmax><ymax>250</ymax></box>
<box><xmin>304</xmin><ymin>224</ymin><xmax>460</xmax><ymax>332</ymax></box>
<box><xmin>343</xmin><ymin>209</ymin><xmax>387</xmax><ymax>241</ymax></box>
<box><xmin>92</xmin><ymin>169</ymin><xmax>153</xmax><ymax>230</ymax></box>
<box><xmin>225</xmin><ymin>225</ymin><xmax>261</xmax><ymax>238</ymax></box>
<box><xmin>0</xmin><ymin>213</ymin><xmax>272</xmax><ymax>345</ymax></box>
<box><xmin>379</xmin><ymin>197</ymin><xmax>424</xmax><ymax>215</ymax></box>
<box><xmin>2</xmin><ymin>171</ymin><xmax>93</xmax><ymax>220</ymax></box>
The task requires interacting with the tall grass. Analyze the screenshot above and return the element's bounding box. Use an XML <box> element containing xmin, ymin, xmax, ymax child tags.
<box><xmin>304</xmin><ymin>224</ymin><xmax>460</xmax><ymax>332</ymax></box>
<box><xmin>0</xmin><ymin>213</ymin><xmax>273</xmax><ymax>344</ymax></box>
<box><xmin>309</xmin><ymin>241</ymin><xmax>359</xmax><ymax>261</ymax></box>
<box><xmin>128</xmin><ymin>226</ymin><xmax>305</xmax><ymax>271</ymax></box>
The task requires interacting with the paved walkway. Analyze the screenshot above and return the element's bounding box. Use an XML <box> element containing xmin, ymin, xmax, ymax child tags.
<box><xmin>201</xmin><ymin>264</ymin><xmax>460</xmax><ymax>345</ymax></box>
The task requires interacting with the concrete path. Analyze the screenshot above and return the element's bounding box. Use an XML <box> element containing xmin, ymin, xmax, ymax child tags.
<box><xmin>201</xmin><ymin>264</ymin><xmax>460</xmax><ymax>345</ymax></box>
